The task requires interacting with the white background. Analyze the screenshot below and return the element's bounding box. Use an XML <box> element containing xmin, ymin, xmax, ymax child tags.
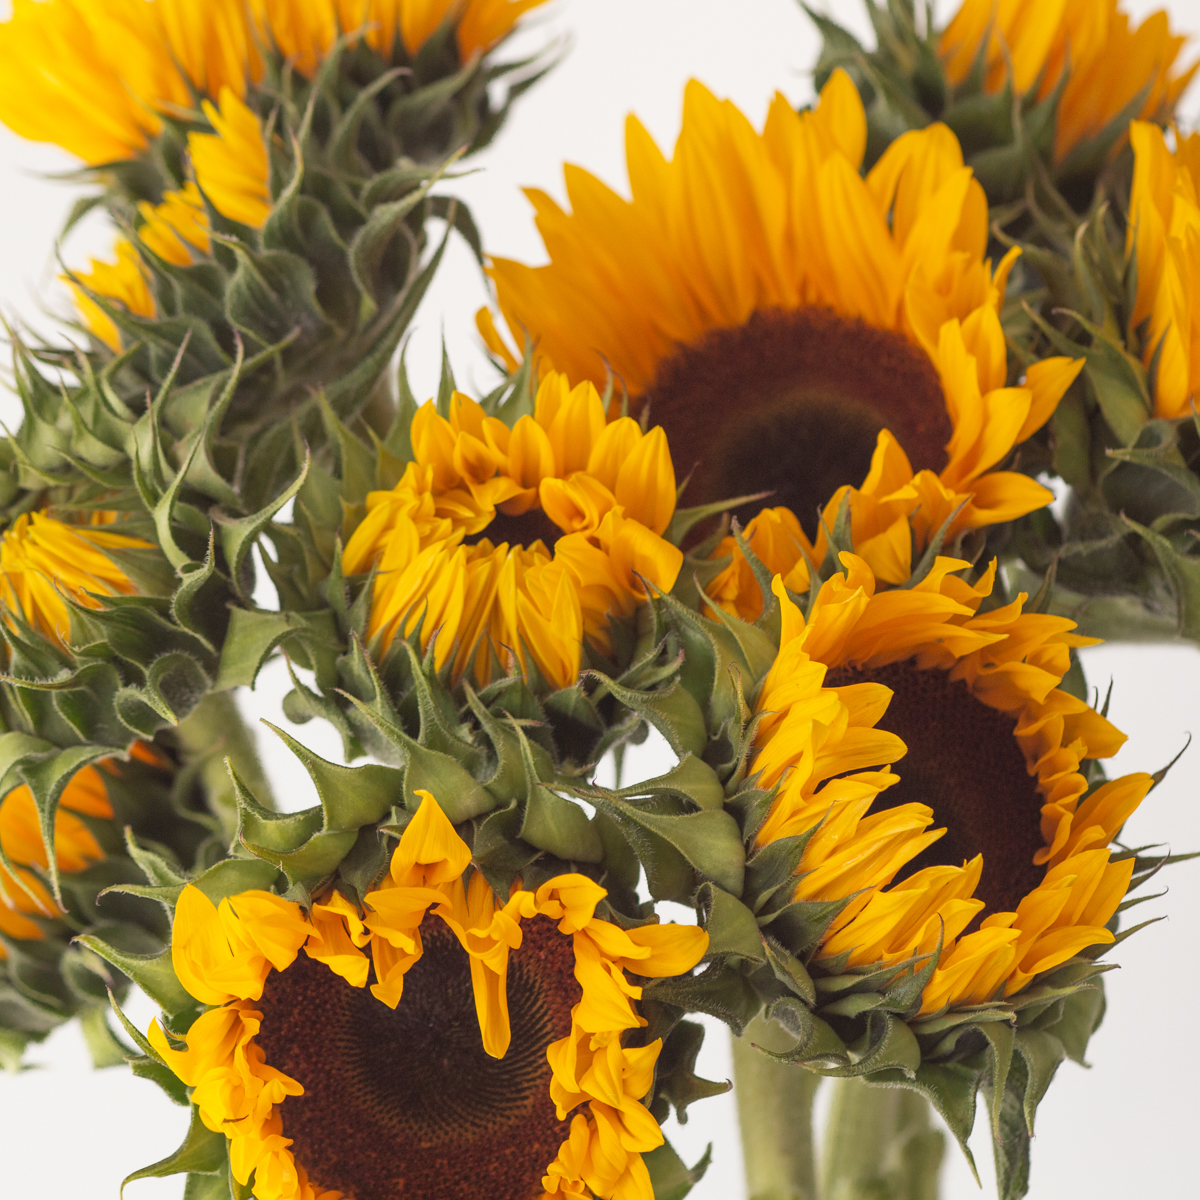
<box><xmin>1</xmin><ymin>1</ymin><xmax>1199</xmax><ymax>1197</ymax></box>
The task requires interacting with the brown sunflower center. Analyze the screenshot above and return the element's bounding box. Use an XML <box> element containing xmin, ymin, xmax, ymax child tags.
<box><xmin>825</xmin><ymin>660</ymin><xmax>1046</xmax><ymax>917</ymax></box>
<box><xmin>641</xmin><ymin>307</ymin><xmax>951</xmax><ymax>538</ymax></box>
<box><xmin>463</xmin><ymin>505</ymin><xmax>561</xmax><ymax>552</ymax></box>
<box><xmin>255</xmin><ymin>913</ymin><xmax>578</xmax><ymax>1200</ymax></box>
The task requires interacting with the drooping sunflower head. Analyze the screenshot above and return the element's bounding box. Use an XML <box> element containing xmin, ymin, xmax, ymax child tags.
<box><xmin>143</xmin><ymin>789</ymin><xmax>711</xmax><ymax>1200</ymax></box>
<box><xmin>0</xmin><ymin>510</ymin><xmax>150</xmax><ymax>650</ymax></box>
<box><xmin>481</xmin><ymin>70</ymin><xmax>1081</xmax><ymax>560</ymax></box>
<box><xmin>341</xmin><ymin>370</ymin><xmax>682</xmax><ymax>689</ymax></box>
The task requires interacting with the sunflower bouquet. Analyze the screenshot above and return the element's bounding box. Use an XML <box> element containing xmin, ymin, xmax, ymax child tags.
<box><xmin>0</xmin><ymin>1</ymin><xmax>1195</xmax><ymax>1199</ymax></box>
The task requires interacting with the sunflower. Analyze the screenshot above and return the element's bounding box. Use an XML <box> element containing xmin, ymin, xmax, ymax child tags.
<box><xmin>0</xmin><ymin>0</ymin><xmax>548</xmax><ymax>166</ymax></box>
<box><xmin>65</xmin><ymin>93</ymin><xmax>270</xmax><ymax>350</ymax></box>
<box><xmin>743</xmin><ymin>551</ymin><xmax>1149</xmax><ymax>1015</ymax></box>
<box><xmin>940</xmin><ymin>0</ymin><xmax>1198</xmax><ymax>165</ymax></box>
<box><xmin>1124</xmin><ymin>120</ymin><xmax>1200</xmax><ymax>420</ymax></box>
<box><xmin>341</xmin><ymin>371</ymin><xmax>682</xmax><ymax>689</ymax></box>
<box><xmin>0</xmin><ymin>510</ymin><xmax>150</xmax><ymax>648</ymax></box>
<box><xmin>69</xmin><ymin>179</ymin><xmax>217</xmax><ymax>352</ymax></box>
<box><xmin>149</xmin><ymin>790</ymin><xmax>708</xmax><ymax>1200</ymax></box>
<box><xmin>482</xmin><ymin>70</ymin><xmax>1083</xmax><ymax>561</ymax></box>
<box><xmin>0</xmin><ymin>763</ymin><xmax>113</xmax><ymax>958</ymax></box>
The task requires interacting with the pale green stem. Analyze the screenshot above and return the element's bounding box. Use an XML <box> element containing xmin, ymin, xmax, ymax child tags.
<box><xmin>733</xmin><ymin>1014</ymin><xmax>821</xmax><ymax>1200</ymax></box>
<box><xmin>174</xmin><ymin>691</ymin><xmax>275</xmax><ymax>837</ymax></box>
<box><xmin>821</xmin><ymin>1078</ymin><xmax>944</xmax><ymax>1200</ymax></box>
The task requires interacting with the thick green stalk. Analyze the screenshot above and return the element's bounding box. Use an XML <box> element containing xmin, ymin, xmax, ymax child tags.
<box><xmin>820</xmin><ymin>1079</ymin><xmax>944</xmax><ymax>1200</ymax></box>
<box><xmin>174</xmin><ymin>691</ymin><xmax>275</xmax><ymax>836</ymax></box>
<box><xmin>733</xmin><ymin>1014</ymin><xmax>821</xmax><ymax>1200</ymax></box>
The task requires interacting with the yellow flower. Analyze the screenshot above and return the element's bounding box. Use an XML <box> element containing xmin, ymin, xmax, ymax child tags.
<box><xmin>482</xmin><ymin>70</ymin><xmax>1082</xmax><ymax>564</ymax></box>
<box><xmin>151</xmin><ymin>790</ymin><xmax>707</xmax><ymax>1200</ymax></box>
<box><xmin>188</xmin><ymin>88</ymin><xmax>272</xmax><ymax>228</ymax></box>
<box><xmin>940</xmin><ymin>0</ymin><xmax>1198</xmax><ymax>163</ymax></box>
<box><xmin>747</xmin><ymin>552</ymin><xmax>1150</xmax><ymax>1016</ymax></box>
<box><xmin>67</xmin><ymin>179</ymin><xmax>233</xmax><ymax>351</ymax></box>
<box><xmin>0</xmin><ymin>511</ymin><xmax>151</xmax><ymax>648</ymax></box>
<box><xmin>1125</xmin><ymin>120</ymin><xmax>1200</xmax><ymax>419</ymax></box>
<box><xmin>0</xmin><ymin>763</ymin><xmax>115</xmax><ymax>959</ymax></box>
<box><xmin>0</xmin><ymin>0</ymin><xmax>546</xmax><ymax>165</ymax></box>
<box><xmin>0</xmin><ymin>0</ymin><xmax>199</xmax><ymax>164</ymax></box>
<box><xmin>66</xmin><ymin>242</ymin><xmax>156</xmax><ymax>354</ymax></box>
<box><xmin>341</xmin><ymin>372</ymin><xmax>683</xmax><ymax>688</ymax></box>
<box><xmin>267</xmin><ymin>0</ymin><xmax>550</xmax><ymax>70</ymax></box>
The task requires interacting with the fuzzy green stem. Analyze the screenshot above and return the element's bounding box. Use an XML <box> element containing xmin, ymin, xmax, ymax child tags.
<box><xmin>821</xmin><ymin>1079</ymin><xmax>944</xmax><ymax>1200</ymax></box>
<box><xmin>733</xmin><ymin>1014</ymin><xmax>821</xmax><ymax>1200</ymax></box>
<box><xmin>173</xmin><ymin>692</ymin><xmax>275</xmax><ymax>837</ymax></box>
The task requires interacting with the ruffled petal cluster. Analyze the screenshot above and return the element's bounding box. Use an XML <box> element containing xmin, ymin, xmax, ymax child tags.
<box><xmin>153</xmin><ymin>790</ymin><xmax>707</xmax><ymax>1200</ymax></box>
<box><xmin>342</xmin><ymin>372</ymin><xmax>683</xmax><ymax>687</ymax></box>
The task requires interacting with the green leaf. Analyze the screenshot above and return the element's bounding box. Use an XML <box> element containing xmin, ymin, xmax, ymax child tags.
<box><xmin>991</xmin><ymin>1056</ymin><xmax>1032</xmax><ymax>1200</ymax></box>
<box><xmin>76</xmin><ymin>938</ymin><xmax>193</xmax><ymax>1015</ymax></box>
<box><xmin>1121</xmin><ymin>516</ymin><xmax>1200</xmax><ymax>639</ymax></box>
<box><xmin>262</xmin><ymin>723</ymin><xmax>399</xmax><ymax>830</ymax></box>
<box><xmin>190</xmin><ymin>857</ymin><xmax>283</xmax><ymax>905</ymax></box>
<box><xmin>183</xmin><ymin>1174</ymin><xmax>233</xmax><ymax>1200</ymax></box>
<box><xmin>697</xmin><ymin>882</ymin><xmax>767</xmax><ymax>964</ymax></box>
<box><xmin>614</xmin><ymin>753</ymin><xmax>726</xmax><ymax>812</ymax></box>
<box><xmin>593</xmin><ymin>676</ymin><xmax>709</xmax><ymax>760</ymax></box>
<box><xmin>979</xmin><ymin>1019</ymin><xmax>1015</xmax><ymax>1139</ymax></box>
<box><xmin>594</xmin><ymin>792</ymin><xmax>744</xmax><ymax>897</ymax></box>
<box><xmin>1013</xmin><ymin>1028</ymin><xmax>1065</xmax><ymax>1134</ymax></box>
<box><xmin>643</xmin><ymin>1139</ymin><xmax>712</xmax><ymax>1200</ymax></box>
<box><xmin>215</xmin><ymin>609</ymin><xmax>298</xmax><ymax>690</ymax></box>
<box><xmin>212</xmin><ymin>449</ymin><xmax>310</xmax><ymax>598</ymax></box>
<box><xmin>516</xmin><ymin>725</ymin><xmax>603</xmax><ymax>863</ymax></box>
<box><xmin>80</xmin><ymin>1005</ymin><xmax>133</xmax><ymax>1069</ymax></box>
<box><xmin>122</xmin><ymin>1109</ymin><xmax>227</xmax><ymax>1195</ymax></box>
<box><xmin>224</xmin><ymin>245</ymin><xmax>328</xmax><ymax>348</ymax></box>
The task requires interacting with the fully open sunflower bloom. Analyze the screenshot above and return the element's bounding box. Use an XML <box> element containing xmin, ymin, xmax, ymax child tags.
<box><xmin>0</xmin><ymin>510</ymin><xmax>150</xmax><ymax>648</ymax></box>
<box><xmin>0</xmin><ymin>0</ymin><xmax>549</xmax><ymax>166</ymax></box>
<box><xmin>341</xmin><ymin>371</ymin><xmax>682</xmax><ymax>688</ymax></box>
<box><xmin>940</xmin><ymin>0</ymin><xmax>1197</xmax><ymax>165</ymax></box>
<box><xmin>148</xmin><ymin>791</ymin><xmax>707</xmax><ymax>1200</ymax></box>
<box><xmin>481</xmin><ymin>70</ymin><xmax>1082</xmax><ymax>556</ymax></box>
<box><xmin>747</xmin><ymin>555</ymin><xmax>1147</xmax><ymax>1013</ymax></box>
